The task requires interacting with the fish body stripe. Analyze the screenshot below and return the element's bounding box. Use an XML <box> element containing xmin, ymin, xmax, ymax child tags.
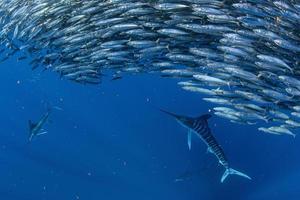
<box><xmin>192</xmin><ymin>119</ymin><xmax>229</xmax><ymax>167</ymax></box>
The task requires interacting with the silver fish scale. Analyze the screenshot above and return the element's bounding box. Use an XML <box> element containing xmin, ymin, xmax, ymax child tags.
<box><xmin>0</xmin><ymin>0</ymin><xmax>300</xmax><ymax>135</ymax></box>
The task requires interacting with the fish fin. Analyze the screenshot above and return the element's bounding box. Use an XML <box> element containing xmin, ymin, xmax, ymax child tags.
<box><xmin>111</xmin><ymin>76</ymin><xmax>122</xmax><ymax>81</ymax></box>
<box><xmin>221</xmin><ymin>168</ymin><xmax>252</xmax><ymax>183</ymax></box>
<box><xmin>28</xmin><ymin>120</ymin><xmax>36</xmax><ymax>131</ymax></box>
<box><xmin>207</xmin><ymin>147</ymin><xmax>214</xmax><ymax>154</ymax></box>
<box><xmin>53</xmin><ymin>106</ymin><xmax>63</xmax><ymax>111</ymax></box>
<box><xmin>227</xmin><ymin>82</ymin><xmax>231</xmax><ymax>89</ymax></box>
<box><xmin>187</xmin><ymin>129</ymin><xmax>192</xmax><ymax>150</ymax></box>
<box><xmin>166</xmin><ymin>44</ymin><xmax>170</xmax><ymax>52</ymax></box>
<box><xmin>29</xmin><ymin>134</ymin><xmax>34</xmax><ymax>142</ymax></box>
<box><xmin>198</xmin><ymin>114</ymin><xmax>212</xmax><ymax>121</ymax></box>
<box><xmin>37</xmin><ymin>131</ymin><xmax>47</xmax><ymax>136</ymax></box>
<box><xmin>158</xmin><ymin>108</ymin><xmax>181</xmax><ymax>119</ymax></box>
<box><xmin>264</xmin><ymin>116</ymin><xmax>273</xmax><ymax>123</ymax></box>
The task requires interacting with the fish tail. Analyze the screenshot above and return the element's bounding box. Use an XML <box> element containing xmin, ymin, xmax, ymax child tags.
<box><xmin>221</xmin><ymin>167</ymin><xmax>252</xmax><ymax>183</ymax></box>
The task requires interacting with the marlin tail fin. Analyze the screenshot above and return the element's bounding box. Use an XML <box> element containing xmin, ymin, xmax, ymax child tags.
<box><xmin>221</xmin><ymin>168</ymin><xmax>251</xmax><ymax>183</ymax></box>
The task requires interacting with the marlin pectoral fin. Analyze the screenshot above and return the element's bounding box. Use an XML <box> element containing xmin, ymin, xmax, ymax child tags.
<box><xmin>187</xmin><ymin>129</ymin><xmax>192</xmax><ymax>150</ymax></box>
<box><xmin>37</xmin><ymin>131</ymin><xmax>47</xmax><ymax>136</ymax></box>
<box><xmin>207</xmin><ymin>147</ymin><xmax>214</xmax><ymax>154</ymax></box>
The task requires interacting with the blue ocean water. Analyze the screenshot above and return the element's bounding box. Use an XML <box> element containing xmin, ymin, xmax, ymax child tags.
<box><xmin>0</xmin><ymin>57</ymin><xmax>299</xmax><ymax>200</ymax></box>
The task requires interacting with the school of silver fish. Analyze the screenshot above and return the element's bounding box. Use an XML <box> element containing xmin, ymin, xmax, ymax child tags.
<box><xmin>0</xmin><ymin>0</ymin><xmax>300</xmax><ymax>137</ymax></box>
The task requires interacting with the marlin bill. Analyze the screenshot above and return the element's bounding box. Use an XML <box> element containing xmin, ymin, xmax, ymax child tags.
<box><xmin>1</xmin><ymin>1</ymin><xmax>300</xmax><ymax>134</ymax></box>
<box><xmin>161</xmin><ymin>109</ymin><xmax>251</xmax><ymax>183</ymax></box>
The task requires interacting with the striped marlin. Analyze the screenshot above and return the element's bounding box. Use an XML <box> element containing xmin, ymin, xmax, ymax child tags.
<box><xmin>160</xmin><ymin>109</ymin><xmax>251</xmax><ymax>183</ymax></box>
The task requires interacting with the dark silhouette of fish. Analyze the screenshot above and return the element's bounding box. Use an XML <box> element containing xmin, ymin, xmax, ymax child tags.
<box><xmin>28</xmin><ymin>108</ymin><xmax>51</xmax><ymax>142</ymax></box>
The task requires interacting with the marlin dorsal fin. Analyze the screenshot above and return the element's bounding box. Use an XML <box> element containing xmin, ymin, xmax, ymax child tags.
<box><xmin>159</xmin><ymin>108</ymin><xmax>181</xmax><ymax>119</ymax></box>
<box><xmin>198</xmin><ymin>114</ymin><xmax>212</xmax><ymax>121</ymax></box>
<box><xmin>28</xmin><ymin>120</ymin><xmax>36</xmax><ymax>130</ymax></box>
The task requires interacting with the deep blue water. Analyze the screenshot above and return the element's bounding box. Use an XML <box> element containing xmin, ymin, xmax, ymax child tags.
<box><xmin>0</xmin><ymin>57</ymin><xmax>299</xmax><ymax>200</ymax></box>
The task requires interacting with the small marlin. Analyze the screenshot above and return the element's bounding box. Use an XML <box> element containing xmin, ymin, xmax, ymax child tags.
<box><xmin>28</xmin><ymin>108</ymin><xmax>51</xmax><ymax>142</ymax></box>
<box><xmin>160</xmin><ymin>109</ymin><xmax>251</xmax><ymax>183</ymax></box>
